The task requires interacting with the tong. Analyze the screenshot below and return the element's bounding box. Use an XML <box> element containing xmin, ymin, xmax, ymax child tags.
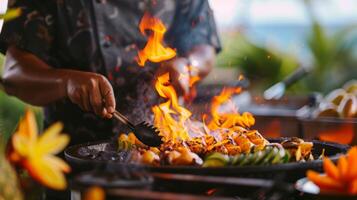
<box><xmin>113</xmin><ymin>110</ymin><xmax>162</xmax><ymax>147</ymax></box>
<box><xmin>264</xmin><ymin>65</ymin><xmax>312</xmax><ymax>100</ymax></box>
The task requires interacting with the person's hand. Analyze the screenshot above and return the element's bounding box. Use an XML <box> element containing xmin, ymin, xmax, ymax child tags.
<box><xmin>63</xmin><ymin>70</ymin><xmax>115</xmax><ymax>118</ymax></box>
<box><xmin>156</xmin><ymin>57</ymin><xmax>190</xmax><ymax>96</ymax></box>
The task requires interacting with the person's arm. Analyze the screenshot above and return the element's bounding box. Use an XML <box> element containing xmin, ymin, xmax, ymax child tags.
<box><xmin>158</xmin><ymin>0</ymin><xmax>221</xmax><ymax>96</ymax></box>
<box><xmin>187</xmin><ymin>44</ymin><xmax>216</xmax><ymax>79</ymax></box>
<box><xmin>2</xmin><ymin>46</ymin><xmax>115</xmax><ymax>118</ymax></box>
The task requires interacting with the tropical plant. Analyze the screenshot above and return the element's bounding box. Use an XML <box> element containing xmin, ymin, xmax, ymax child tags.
<box><xmin>216</xmin><ymin>2</ymin><xmax>357</xmax><ymax>94</ymax></box>
<box><xmin>215</xmin><ymin>32</ymin><xmax>299</xmax><ymax>92</ymax></box>
<box><xmin>0</xmin><ymin>136</ymin><xmax>23</xmax><ymax>200</ymax></box>
<box><xmin>302</xmin><ymin>0</ymin><xmax>357</xmax><ymax>93</ymax></box>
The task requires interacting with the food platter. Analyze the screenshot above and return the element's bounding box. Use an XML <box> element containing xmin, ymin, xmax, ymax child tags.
<box><xmin>65</xmin><ymin>138</ymin><xmax>348</xmax><ymax>182</ymax></box>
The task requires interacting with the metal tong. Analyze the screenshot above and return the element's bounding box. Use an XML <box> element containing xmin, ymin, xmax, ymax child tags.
<box><xmin>113</xmin><ymin>110</ymin><xmax>162</xmax><ymax>147</ymax></box>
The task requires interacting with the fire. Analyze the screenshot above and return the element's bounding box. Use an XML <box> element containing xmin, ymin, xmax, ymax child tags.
<box><xmin>152</xmin><ymin>72</ymin><xmax>257</xmax><ymax>144</ymax></box>
<box><xmin>137</xmin><ymin>12</ymin><xmax>176</xmax><ymax>66</ymax></box>
<box><xmin>152</xmin><ymin>73</ymin><xmax>192</xmax><ymax>141</ymax></box>
<box><xmin>134</xmin><ymin>11</ymin><xmax>263</xmax><ymax>155</ymax></box>
<box><xmin>184</xmin><ymin>65</ymin><xmax>201</xmax><ymax>103</ymax></box>
<box><xmin>208</xmin><ymin>87</ymin><xmax>255</xmax><ymax>131</ymax></box>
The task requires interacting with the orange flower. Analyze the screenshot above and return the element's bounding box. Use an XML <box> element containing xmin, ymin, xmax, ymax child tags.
<box><xmin>307</xmin><ymin>146</ymin><xmax>357</xmax><ymax>195</ymax></box>
<box><xmin>8</xmin><ymin>109</ymin><xmax>71</xmax><ymax>190</ymax></box>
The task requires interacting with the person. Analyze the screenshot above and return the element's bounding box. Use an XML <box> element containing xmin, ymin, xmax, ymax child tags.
<box><xmin>0</xmin><ymin>0</ymin><xmax>221</xmax><ymax>145</ymax></box>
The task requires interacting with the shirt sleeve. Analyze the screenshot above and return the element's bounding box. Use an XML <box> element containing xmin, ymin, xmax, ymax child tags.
<box><xmin>166</xmin><ymin>0</ymin><xmax>221</xmax><ymax>55</ymax></box>
<box><xmin>0</xmin><ymin>0</ymin><xmax>55</xmax><ymax>62</ymax></box>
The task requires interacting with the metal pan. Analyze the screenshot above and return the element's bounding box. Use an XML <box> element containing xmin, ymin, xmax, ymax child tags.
<box><xmin>65</xmin><ymin>138</ymin><xmax>348</xmax><ymax>182</ymax></box>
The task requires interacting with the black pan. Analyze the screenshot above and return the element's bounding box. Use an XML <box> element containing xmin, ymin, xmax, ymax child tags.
<box><xmin>65</xmin><ymin>138</ymin><xmax>348</xmax><ymax>182</ymax></box>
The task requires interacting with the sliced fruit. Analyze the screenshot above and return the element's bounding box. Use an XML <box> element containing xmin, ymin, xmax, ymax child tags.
<box><xmin>343</xmin><ymin>80</ymin><xmax>357</xmax><ymax>94</ymax></box>
<box><xmin>202</xmin><ymin>159</ymin><xmax>225</xmax><ymax>167</ymax></box>
<box><xmin>252</xmin><ymin>149</ymin><xmax>270</xmax><ymax>165</ymax></box>
<box><xmin>261</xmin><ymin>148</ymin><xmax>278</xmax><ymax>165</ymax></box>
<box><xmin>205</xmin><ymin>152</ymin><xmax>230</xmax><ymax>165</ymax></box>
<box><xmin>231</xmin><ymin>154</ymin><xmax>244</xmax><ymax>165</ymax></box>
<box><xmin>325</xmin><ymin>89</ymin><xmax>347</xmax><ymax>106</ymax></box>
<box><xmin>281</xmin><ymin>151</ymin><xmax>291</xmax><ymax>163</ymax></box>
<box><xmin>316</xmin><ymin>106</ymin><xmax>340</xmax><ymax>118</ymax></box>
<box><xmin>239</xmin><ymin>153</ymin><xmax>255</xmax><ymax>166</ymax></box>
<box><xmin>338</xmin><ymin>94</ymin><xmax>357</xmax><ymax>118</ymax></box>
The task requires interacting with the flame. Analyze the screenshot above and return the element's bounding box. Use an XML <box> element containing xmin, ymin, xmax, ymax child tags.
<box><xmin>137</xmin><ymin>12</ymin><xmax>176</xmax><ymax>66</ymax></box>
<box><xmin>152</xmin><ymin>73</ymin><xmax>257</xmax><ymax>144</ymax></box>
<box><xmin>207</xmin><ymin>87</ymin><xmax>255</xmax><ymax>130</ymax></box>
<box><xmin>134</xmin><ymin>13</ymin><xmax>259</xmax><ymax>150</ymax></box>
<box><xmin>182</xmin><ymin>65</ymin><xmax>201</xmax><ymax>102</ymax></box>
<box><xmin>152</xmin><ymin>73</ymin><xmax>192</xmax><ymax>141</ymax></box>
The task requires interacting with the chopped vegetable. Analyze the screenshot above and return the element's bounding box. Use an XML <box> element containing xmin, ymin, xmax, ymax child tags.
<box><xmin>202</xmin><ymin>146</ymin><xmax>290</xmax><ymax>167</ymax></box>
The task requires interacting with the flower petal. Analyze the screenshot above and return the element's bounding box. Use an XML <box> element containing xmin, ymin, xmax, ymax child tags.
<box><xmin>36</xmin><ymin>134</ymin><xmax>69</xmax><ymax>155</ymax></box>
<box><xmin>323</xmin><ymin>157</ymin><xmax>339</xmax><ymax>180</ymax></box>
<box><xmin>347</xmin><ymin>147</ymin><xmax>357</xmax><ymax>179</ymax></box>
<box><xmin>45</xmin><ymin>155</ymin><xmax>71</xmax><ymax>173</ymax></box>
<box><xmin>12</xmin><ymin>133</ymin><xmax>30</xmax><ymax>157</ymax></box>
<box><xmin>25</xmin><ymin>157</ymin><xmax>67</xmax><ymax>190</ymax></box>
<box><xmin>37</xmin><ymin>122</ymin><xmax>63</xmax><ymax>147</ymax></box>
<box><xmin>307</xmin><ymin>170</ymin><xmax>344</xmax><ymax>191</ymax></box>
<box><xmin>349</xmin><ymin>179</ymin><xmax>357</xmax><ymax>195</ymax></box>
<box><xmin>337</xmin><ymin>156</ymin><xmax>348</xmax><ymax>181</ymax></box>
<box><xmin>18</xmin><ymin>109</ymin><xmax>38</xmax><ymax>140</ymax></box>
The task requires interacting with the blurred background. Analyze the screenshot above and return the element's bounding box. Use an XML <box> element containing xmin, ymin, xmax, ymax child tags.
<box><xmin>1</xmin><ymin>0</ymin><xmax>357</xmax><ymax>139</ymax></box>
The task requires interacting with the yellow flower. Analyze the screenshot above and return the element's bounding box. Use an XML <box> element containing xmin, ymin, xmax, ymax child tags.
<box><xmin>9</xmin><ymin>109</ymin><xmax>70</xmax><ymax>190</ymax></box>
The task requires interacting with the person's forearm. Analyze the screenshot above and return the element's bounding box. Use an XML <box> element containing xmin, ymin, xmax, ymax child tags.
<box><xmin>2</xmin><ymin>46</ymin><xmax>68</xmax><ymax>106</ymax></box>
<box><xmin>3</xmin><ymin>46</ymin><xmax>116</xmax><ymax>118</ymax></box>
<box><xmin>186</xmin><ymin>44</ymin><xmax>216</xmax><ymax>79</ymax></box>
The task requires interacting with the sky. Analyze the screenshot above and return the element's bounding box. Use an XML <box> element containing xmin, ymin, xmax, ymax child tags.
<box><xmin>209</xmin><ymin>0</ymin><xmax>357</xmax><ymax>29</ymax></box>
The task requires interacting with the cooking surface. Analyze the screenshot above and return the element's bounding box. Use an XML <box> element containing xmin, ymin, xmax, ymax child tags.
<box><xmin>65</xmin><ymin>138</ymin><xmax>348</xmax><ymax>183</ymax></box>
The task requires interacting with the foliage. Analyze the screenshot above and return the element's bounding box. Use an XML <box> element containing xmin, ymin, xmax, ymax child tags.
<box><xmin>0</xmin><ymin>136</ymin><xmax>23</xmax><ymax>200</ymax></box>
<box><xmin>215</xmin><ymin>5</ymin><xmax>357</xmax><ymax>94</ymax></box>
<box><xmin>215</xmin><ymin>32</ymin><xmax>299</xmax><ymax>92</ymax></box>
<box><xmin>0</xmin><ymin>55</ymin><xmax>44</xmax><ymax>141</ymax></box>
<box><xmin>303</xmin><ymin>21</ymin><xmax>357</xmax><ymax>93</ymax></box>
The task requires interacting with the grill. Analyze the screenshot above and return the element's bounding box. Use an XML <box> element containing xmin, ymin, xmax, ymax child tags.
<box><xmin>65</xmin><ymin>87</ymin><xmax>351</xmax><ymax>199</ymax></box>
<box><xmin>65</xmin><ymin>138</ymin><xmax>348</xmax><ymax>182</ymax></box>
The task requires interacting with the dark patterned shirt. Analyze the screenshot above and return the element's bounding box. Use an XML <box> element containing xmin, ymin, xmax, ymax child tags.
<box><xmin>0</xmin><ymin>0</ymin><xmax>221</xmax><ymax>144</ymax></box>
